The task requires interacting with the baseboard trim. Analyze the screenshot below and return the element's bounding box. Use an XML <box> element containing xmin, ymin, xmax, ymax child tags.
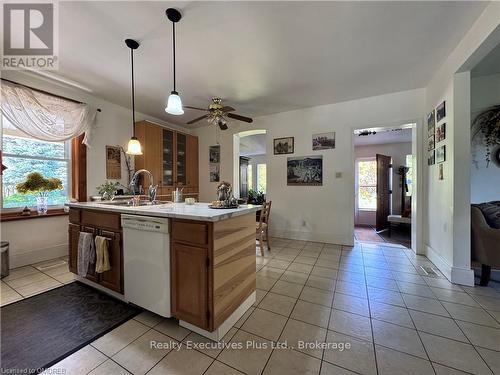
<box><xmin>9</xmin><ymin>244</ymin><xmax>68</xmax><ymax>268</ymax></box>
<box><xmin>424</xmin><ymin>245</ymin><xmax>474</xmax><ymax>286</ymax></box>
<box><xmin>270</xmin><ymin>229</ymin><xmax>354</xmax><ymax>247</ymax></box>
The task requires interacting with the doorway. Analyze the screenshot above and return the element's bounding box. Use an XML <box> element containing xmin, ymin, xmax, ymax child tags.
<box><xmin>353</xmin><ymin>125</ymin><xmax>415</xmax><ymax>248</ymax></box>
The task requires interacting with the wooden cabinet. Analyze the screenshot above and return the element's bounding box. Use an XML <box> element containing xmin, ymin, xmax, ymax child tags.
<box><xmin>68</xmin><ymin>208</ymin><xmax>124</xmax><ymax>294</ymax></box>
<box><xmin>135</xmin><ymin>121</ymin><xmax>199</xmax><ymax>197</ymax></box>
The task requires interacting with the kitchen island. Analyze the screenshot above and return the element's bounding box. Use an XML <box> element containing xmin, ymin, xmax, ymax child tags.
<box><xmin>67</xmin><ymin>202</ymin><xmax>260</xmax><ymax>340</ymax></box>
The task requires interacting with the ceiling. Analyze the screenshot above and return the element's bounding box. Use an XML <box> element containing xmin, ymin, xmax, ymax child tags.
<box><xmin>51</xmin><ymin>1</ymin><xmax>487</xmax><ymax>127</ymax></box>
<box><xmin>354</xmin><ymin>128</ymin><xmax>412</xmax><ymax>146</ymax></box>
<box><xmin>240</xmin><ymin>134</ymin><xmax>266</xmax><ymax>157</ymax></box>
<box><xmin>471</xmin><ymin>42</ymin><xmax>500</xmax><ymax>77</ymax></box>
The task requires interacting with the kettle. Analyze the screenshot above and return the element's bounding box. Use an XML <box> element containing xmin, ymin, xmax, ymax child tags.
<box><xmin>172</xmin><ymin>187</ymin><xmax>184</xmax><ymax>203</ymax></box>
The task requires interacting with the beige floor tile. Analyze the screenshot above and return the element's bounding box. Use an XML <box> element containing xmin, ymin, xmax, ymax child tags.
<box><xmin>320</xmin><ymin>361</ymin><xmax>358</xmax><ymax>374</ymax></box>
<box><xmin>409</xmin><ymin>310</ymin><xmax>467</xmax><ymax>342</ymax></box>
<box><xmin>0</xmin><ymin>288</ymin><xmax>23</xmax><ymax>306</ymax></box>
<box><xmin>258</xmin><ymin>266</ymin><xmax>285</xmax><ymax>280</ymax></box>
<box><xmin>281</xmin><ymin>270</ymin><xmax>308</xmax><ymax>285</ymax></box>
<box><xmin>2</xmin><ymin>266</ymin><xmax>39</xmax><ymax>282</ymax></box>
<box><xmin>154</xmin><ymin>318</ymin><xmax>191</xmax><ymax>341</ymax></box>
<box><xmin>432</xmin><ymin>363</ymin><xmax>471</xmax><ymax>374</ymax></box>
<box><xmin>91</xmin><ymin>319</ymin><xmax>150</xmax><ymax>356</ymax></box>
<box><xmin>254</xmin><ymin>289</ymin><xmax>267</xmax><ymax>306</ymax></box>
<box><xmin>365</xmin><ymin>275</ymin><xmax>399</xmax><ymax>291</ymax></box>
<box><xmin>134</xmin><ymin>311</ymin><xmax>163</xmax><ymax>327</ymax></box>
<box><xmin>300</xmin><ymin>286</ymin><xmax>333</xmax><ymax>307</ymax></box>
<box><xmin>241</xmin><ymin>307</ymin><xmax>287</xmax><ymax>341</ymax></box>
<box><xmin>88</xmin><ymin>359</ymin><xmax>131</xmax><ymax>375</ymax></box>
<box><xmin>43</xmin><ymin>345</ymin><xmax>106</xmax><ymax>374</ymax></box>
<box><xmin>323</xmin><ymin>331</ymin><xmax>376</xmax><ymax>375</ymax></box>
<box><xmin>314</xmin><ymin>259</ymin><xmax>340</xmax><ymax>270</ymax></box>
<box><xmin>367</xmin><ymin>287</ymin><xmax>406</xmax><ymax>307</ymax></box>
<box><xmin>423</xmin><ymin>277</ymin><xmax>464</xmax><ymax>291</ymax></box>
<box><xmin>205</xmin><ymin>361</ymin><xmax>244</xmax><ymax>375</ymax></box>
<box><xmin>15</xmin><ymin>277</ymin><xmax>61</xmax><ymax>297</ymax></box>
<box><xmin>456</xmin><ymin>320</ymin><xmax>500</xmax><ymax>351</ymax></box>
<box><xmin>267</xmin><ymin>259</ymin><xmax>292</xmax><ymax>269</ymax></box>
<box><xmin>295</xmin><ymin>256</ymin><xmax>318</xmax><ymax>265</ymax></box>
<box><xmin>375</xmin><ymin>345</ymin><xmax>434</xmax><ymax>375</ymax></box>
<box><xmin>256</xmin><ymin>275</ymin><xmax>278</xmax><ymax>291</ymax></box>
<box><xmin>288</xmin><ymin>262</ymin><xmax>314</xmax><ymax>274</ymax></box>
<box><xmin>280</xmin><ymin>318</ymin><xmax>326</xmax><ymax>359</ymax></box>
<box><xmin>420</xmin><ymin>332</ymin><xmax>492</xmax><ymax>375</ymax></box>
<box><xmin>218</xmin><ymin>330</ymin><xmax>273</xmax><ymax>375</ymax></box>
<box><xmin>182</xmin><ymin>327</ymin><xmax>237</xmax><ymax>358</ymax></box>
<box><xmin>258</xmin><ymin>292</ymin><xmax>297</xmax><ymax>316</ymax></box>
<box><xmin>33</xmin><ymin>258</ymin><xmax>67</xmax><ymax>269</ymax></box>
<box><xmin>402</xmin><ymin>294</ymin><xmax>450</xmax><ymax>317</ymax></box>
<box><xmin>333</xmin><ymin>293</ymin><xmax>370</xmax><ymax>317</ymax></box>
<box><xmin>431</xmin><ymin>288</ymin><xmax>481</xmax><ymax>307</ymax></box>
<box><xmin>469</xmin><ymin>294</ymin><xmax>500</xmax><ymax>311</ymax></box>
<box><xmin>337</xmin><ymin>270</ymin><xmax>365</xmax><ymax>285</ymax></box>
<box><xmin>370</xmin><ymin>301</ymin><xmax>414</xmax><ymax>328</ymax></box>
<box><xmin>397</xmin><ymin>281</ymin><xmax>436</xmax><ymax>299</ymax></box>
<box><xmin>441</xmin><ymin>301</ymin><xmax>500</xmax><ymax>328</ymax></box>
<box><xmin>1</xmin><ymin>281</ymin><xmax>13</xmax><ymax>293</ymax></box>
<box><xmin>335</xmin><ymin>281</ymin><xmax>367</xmax><ymax>299</ymax></box>
<box><xmin>233</xmin><ymin>306</ymin><xmax>255</xmax><ymax>328</ymax></box>
<box><xmin>329</xmin><ymin>309</ymin><xmax>372</xmax><ymax>341</ymax></box>
<box><xmin>306</xmin><ymin>276</ymin><xmax>336</xmax><ymax>291</ymax></box>
<box><xmin>311</xmin><ymin>266</ymin><xmax>338</xmax><ymax>279</ymax></box>
<box><xmin>39</xmin><ymin>262</ymin><xmax>70</xmax><ymax>277</ymax></box>
<box><xmin>371</xmin><ymin>320</ymin><xmax>426</xmax><ymax>359</ymax></box>
<box><xmin>291</xmin><ymin>300</ymin><xmax>331</xmax><ymax>328</ymax></box>
<box><xmin>476</xmin><ymin>347</ymin><xmax>500</xmax><ymax>375</ymax></box>
<box><xmin>148</xmin><ymin>344</ymin><xmax>213</xmax><ymax>375</ymax></box>
<box><xmin>53</xmin><ymin>272</ymin><xmax>76</xmax><ymax>284</ymax></box>
<box><xmin>113</xmin><ymin>329</ymin><xmax>175</xmax><ymax>374</ymax></box>
<box><xmin>271</xmin><ymin>280</ymin><xmax>304</xmax><ymax>298</ymax></box>
<box><xmin>263</xmin><ymin>348</ymin><xmax>321</xmax><ymax>375</ymax></box>
<box><xmin>5</xmin><ymin>271</ymin><xmax>52</xmax><ymax>289</ymax></box>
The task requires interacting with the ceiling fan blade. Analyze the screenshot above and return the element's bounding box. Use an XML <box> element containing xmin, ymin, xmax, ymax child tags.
<box><xmin>218</xmin><ymin>121</ymin><xmax>228</xmax><ymax>131</ymax></box>
<box><xmin>184</xmin><ymin>106</ymin><xmax>207</xmax><ymax>111</ymax></box>
<box><xmin>186</xmin><ymin>114</ymin><xmax>209</xmax><ymax>125</ymax></box>
<box><xmin>222</xmin><ymin>106</ymin><xmax>235</xmax><ymax>112</ymax></box>
<box><xmin>227</xmin><ymin>113</ymin><xmax>253</xmax><ymax>123</ymax></box>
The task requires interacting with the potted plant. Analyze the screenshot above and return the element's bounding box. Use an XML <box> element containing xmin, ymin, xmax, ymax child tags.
<box><xmin>97</xmin><ymin>180</ymin><xmax>120</xmax><ymax>201</ymax></box>
<box><xmin>472</xmin><ymin>105</ymin><xmax>500</xmax><ymax>166</ymax></box>
<box><xmin>247</xmin><ymin>189</ymin><xmax>266</xmax><ymax>205</ymax></box>
<box><xmin>16</xmin><ymin>172</ymin><xmax>63</xmax><ymax>214</ymax></box>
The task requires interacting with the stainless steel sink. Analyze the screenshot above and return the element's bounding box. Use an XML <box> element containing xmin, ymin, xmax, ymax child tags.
<box><xmin>99</xmin><ymin>200</ymin><xmax>169</xmax><ymax>207</ymax></box>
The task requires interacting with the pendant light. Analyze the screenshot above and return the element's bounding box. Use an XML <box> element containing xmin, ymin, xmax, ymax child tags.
<box><xmin>165</xmin><ymin>8</ymin><xmax>184</xmax><ymax>115</ymax></box>
<box><xmin>125</xmin><ymin>38</ymin><xmax>143</xmax><ymax>155</ymax></box>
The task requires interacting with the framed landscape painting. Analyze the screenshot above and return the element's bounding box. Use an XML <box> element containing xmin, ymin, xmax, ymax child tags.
<box><xmin>428</xmin><ymin>150</ymin><xmax>435</xmax><ymax>166</ymax></box>
<box><xmin>436</xmin><ymin>145</ymin><xmax>446</xmax><ymax>164</ymax></box>
<box><xmin>273</xmin><ymin>137</ymin><xmax>294</xmax><ymax>155</ymax></box>
<box><xmin>287</xmin><ymin>156</ymin><xmax>323</xmax><ymax>186</ymax></box>
<box><xmin>428</xmin><ymin>135</ymin><xmax>435</xmax><ymax>151</ymax></box>
<box><xmin>427</xmin><ymin>110</ymin><xmax>435</xmax><ymax>137</ymax></box>
<box><xmin>312</xmin><ymin>132</ymin><xmax>335</xmax><ymax>150</ymax></box>
<box><xmin>436</xmin><ymin>101</ymin><xmax>446</xmax><ymax>122</ymax></box>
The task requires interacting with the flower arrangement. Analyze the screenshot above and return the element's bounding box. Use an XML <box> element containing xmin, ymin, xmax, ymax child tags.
<box><xmin>97</xmin><ymin>180</ymin><xmax>121</xmax><ymax>200</ymax></box>
<box><xmin>472</xmin><ymin>105</ymin><xmax>500</xmax><ymax>166</ymax></box>
<box><xmin>247</xmin><ymin>189</ymin><xmax>265</xmax><ymax>205</ymax></box>
<box><xmin>16</xmin><ymin>172</ymin><xmax>63</xmax><ymax>214</ymax></box>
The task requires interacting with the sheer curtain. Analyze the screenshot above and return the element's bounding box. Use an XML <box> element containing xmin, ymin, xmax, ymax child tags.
<box><xmin>0</xmin><ymin>80</ymin><xmax>97</xmax><ymax>146</ymax></box>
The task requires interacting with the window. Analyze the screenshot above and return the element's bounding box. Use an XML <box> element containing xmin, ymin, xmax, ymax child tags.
<box><xmin>405</xmin><ymin>154</ymin><xmax>413</xmax><ymax>197</ymax></box>
<box><xmin>1</xmin><ymin>117</ymin><xmax>70</xmax><ymax>209</ymax></box>
<box><xmin>357</xmin><ymin>159</ymin><xmax>377</xmax><ymax>210</ymax></box>
<box><xmin>247</xmin><ymin>164</ymin><xmax>253</xmax><ymax>192</ymax></box>
<box><xmin>257</xmin><ymin>163</ymin><xmax>266</xmax><ymax>194</ymax></box>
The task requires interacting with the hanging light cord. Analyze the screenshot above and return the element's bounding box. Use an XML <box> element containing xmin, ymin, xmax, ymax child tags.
<box><xmin>172</xmin><ymin>21</ymin><xmax>176</xmax><ymax>93</ymax></box>
<box><xmin>130</xmin><ymin>47</ymin><xmax>136</xmax><ymax>135</ymax></box>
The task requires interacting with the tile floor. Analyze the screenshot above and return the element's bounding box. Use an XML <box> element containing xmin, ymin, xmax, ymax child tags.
<box><xmin>3</xmin><ymin>239</ymin><xmax>500</xmax><ymax>375</ymax></box>
<box><xmin>1</xmin><ymin>256</ymin><xmax>75</xmax><ymax>306</ymax></box>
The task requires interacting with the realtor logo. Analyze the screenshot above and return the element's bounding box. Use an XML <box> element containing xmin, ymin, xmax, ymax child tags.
<box><xmin>2</xmin><ymin>2</ymin><xmax>58</xmax><ymax>69</ymax></box>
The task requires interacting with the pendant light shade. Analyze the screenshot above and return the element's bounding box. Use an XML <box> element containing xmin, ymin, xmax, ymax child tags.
<box><xmin>125</xmin><ymin>38</ymin><xmax>143</xmax><ymax>155</ymax></box>
<box><xmin>165</xmin><ymin>8</ymin><xmax>184</xmax><ymax>116</ymax></box>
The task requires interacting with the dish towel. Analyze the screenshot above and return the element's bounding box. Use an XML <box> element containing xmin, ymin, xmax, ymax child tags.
<box><xmin>95</xmin><ymin>236</ymin><xmax>111</xmax><ymax>273</ymax></box>
<box><xmin>77</xmin><ymin>232</ymin><xmax>96</xmax><ymax>277</ymax></box>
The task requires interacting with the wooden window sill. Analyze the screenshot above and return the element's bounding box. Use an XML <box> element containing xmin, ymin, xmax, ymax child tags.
<box><xmin>1</xmin><ymin>209</ymin><xmax>68</xmax><ymax>222</ymax></box>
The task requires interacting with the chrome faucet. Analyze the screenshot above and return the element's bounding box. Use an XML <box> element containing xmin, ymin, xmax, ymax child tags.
<box><xmin>129</xmin><ymin>169</ymin><xmax>158</xmax><ymax>203</ymax></box>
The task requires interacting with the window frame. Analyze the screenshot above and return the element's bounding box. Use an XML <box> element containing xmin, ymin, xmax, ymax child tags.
<box><xmin>356</xmin><ymin>157</ymin><xmax>377</xmax><ymax>212</ymax></box>
<box><xmin>256</xmin><ymin>163</ymin><xmax>267</xmax><ymax>194</ymax></box>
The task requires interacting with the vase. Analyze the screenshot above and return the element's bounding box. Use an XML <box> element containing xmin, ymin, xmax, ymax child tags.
<box><xmin>36</xmin><ymin>196</ymin><xmax>48</xmax><ymax>215</ymax></box>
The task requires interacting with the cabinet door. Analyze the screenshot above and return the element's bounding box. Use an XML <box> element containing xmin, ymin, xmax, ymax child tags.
<box><xmin>162</xmin><ymin>129</ymin><xmax>174</xmax><ymax>186</ymax></box>
<box><xmin>98</xmin><ymin>230</ymin><xmax>123</xmax><ymax>294</ymax></box>
<box><xmin>68</xmin><ymin>224</ymin><xmax>80</xmax><ymax>274</ymax></box>
<box><xmin>171</xmin><ymin>243</ymin><xmax>209</xmax><ymax>330</ymax></box>
<box><xmin>80</xmin><ymin>226</ymin><xmax>99</xmax><ymax>283</ymax></box>
<box><xmin>175</xmin><ymin>133</ymin><xmax>187</xmax><ymax>186</ymax></box>
<box><xmin>186</xmin><ymin>135</ymin><xmax>199</xmax><ymax>188</ymax></box>
<box><xmin>135</xmin><ymin>121</ymin><xmax>163</xmax><ymax>186</ymax></box>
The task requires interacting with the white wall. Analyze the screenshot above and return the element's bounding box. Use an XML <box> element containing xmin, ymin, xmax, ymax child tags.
<box><xmin>195</xmin><ymin>88</ymin><xmax>424</xmax><ymax>245</ymax></box>
<box><xmin>423</xmin><ymin>3</ymin><xmax>500</xmax><ymax>285</ymax></box>
<box><xmin>354</xmin><ymin>142</ymin><xmax>412</xmax><ymax>226</ymax></box>
<box><xmin>1</xmin><ymin>71</ymin><xmax>183</xmax><ymax>267</ymax></box>
<box><xmin>470</xmin><ymin>73</ymin><xmax>500</xmax><ymax>203</ymax></box>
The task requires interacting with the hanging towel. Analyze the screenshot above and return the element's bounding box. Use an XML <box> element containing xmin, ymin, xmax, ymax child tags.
<box><xmin>95</xmin><ymin>236</ymin><xmax>111</xmax><ymax>273</ymax></box>
<box><xmin>77</xmin><ymin>232</ymin><xmax>95</xmax><ymax>277</ymax></box>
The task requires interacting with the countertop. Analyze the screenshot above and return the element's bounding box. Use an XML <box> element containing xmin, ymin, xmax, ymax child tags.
<box><xmin>67</xmin><ymin>202</ymin><xmax>262</xmax><ymax>222</ymax></box>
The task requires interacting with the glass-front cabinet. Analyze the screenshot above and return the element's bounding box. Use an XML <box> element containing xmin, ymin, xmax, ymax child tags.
<box><xmin>176</xmin><ymin>133</ymin><xmax>186</xmax><ymax>186</ymax></box>
<box><xmin>162</xmin><ymin>129</ymin><xmax>174</xmax><ymax>186</ymax></box>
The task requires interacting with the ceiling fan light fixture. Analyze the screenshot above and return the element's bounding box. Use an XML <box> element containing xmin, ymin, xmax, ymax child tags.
<box><xmin>165</xmin><ymin>90</ymin><xmax>184</xmax><ymax>115</ymax></box>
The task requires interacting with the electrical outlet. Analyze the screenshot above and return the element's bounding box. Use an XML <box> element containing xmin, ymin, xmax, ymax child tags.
<box><xmin>335</xmin><ymin>172</ymin><xmax>342</xmax><ymax>178</ymax></box>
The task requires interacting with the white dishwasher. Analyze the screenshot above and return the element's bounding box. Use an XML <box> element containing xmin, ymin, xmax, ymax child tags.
<box><xmin>121</xmin><ymin>214</ymin><xmax>171</xmax><ymax>317</ymax></box>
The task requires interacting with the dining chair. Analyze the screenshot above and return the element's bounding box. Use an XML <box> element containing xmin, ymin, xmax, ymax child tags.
<box><xmin>256</xmin><ymin>201</ymin><xmax>272</xmax><ymax>256</ymax></box>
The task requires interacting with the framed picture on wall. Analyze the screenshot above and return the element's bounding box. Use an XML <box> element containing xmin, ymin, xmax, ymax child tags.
<box><xmin>287</xmin><ymin>156</ymin><xmax>323</xmax><ymax>186</ymax></box>
<box><xmin>105</xmin><ymin>145</ymin><xmax>121</xmax><ymax>179</ymax></box>
<box><xmin>428</xmin><ymin>150</ymin><xmax>435</xmax><ymax>166</ymax></box>
<box><xmin>273</xmin><ymin>137</ymin><xmax>294</xmax><ymax>155</ymax></box>
<box><xmin>312</xmin><ymin>132</ymin><xmax>335</xmax><ymax>150</ymax></box>
<box><xmin>436</xmin><ymin>145</ymin><xmax>446</xmax><ymax>163</ymax></box>
<box><xmin>436</xmin><ymin>123</ymin><xmax>446</xmax><ymax>143</ymax></box>
<box><xmin>427</xmin><ymin>110</ymin><xmax>435</xmax><ymax>137</ymax></box>
<box><xmin>428</xmin><ymin>135</ymin><xmax>435</xmax><ymax>151</ymax></box>
<box><xmin>438</xmin><ymin>164</ymin><xmax>444</xmax><ymax>180</ymax></box>
<box><xmin>436</xmin><ymin>101</ymin><xmax>446</xmax><ymax>122</ymax></box>
<box><xmin>209</xmin><ymin>145</ymin><xmax>220</xmax><ymax>163</ymax></box>
<box><xmin>209</xmin><ymin>163</ymin><xmax>220</xmax><ymax>182</ymax></box>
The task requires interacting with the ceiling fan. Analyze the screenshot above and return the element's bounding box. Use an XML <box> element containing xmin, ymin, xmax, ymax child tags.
<box><xmin>185</xmin><ymin>98</ymin><xmax>253</xmax><ymax>130</ymax></box>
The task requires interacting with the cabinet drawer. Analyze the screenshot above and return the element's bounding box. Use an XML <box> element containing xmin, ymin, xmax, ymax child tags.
<box><xmin>81</xmin><ymin>210</ymin><xmax>121</xmax><ymax>231</ymax></box>
<box><xmin>69</xmin><ymin>208</ymin><xmax>81</xmax><ymax>224</ymax></box>
<box><xmin>172</xmin><ymin>220</ymin><xmax>208</xmax><ymax>245</ymax></box>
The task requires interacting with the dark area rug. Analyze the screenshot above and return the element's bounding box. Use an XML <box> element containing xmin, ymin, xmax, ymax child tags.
<box><xmin>1</xmin><ymin>281</ymin><xmax>139</xmax><ymax>373</ymax></box>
